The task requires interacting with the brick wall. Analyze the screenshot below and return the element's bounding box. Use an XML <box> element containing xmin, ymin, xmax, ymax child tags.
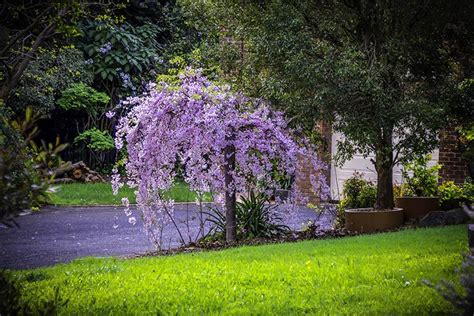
<box><xmin>294</xmin><ymin>122</ymin><xmax>332</xmax><ymax>204</ymax></box>
<box><xmin>438</xmin><ymin>127</ymin><xmax>470</xmax><ymax>184</ymax></box>
<box><xmin>295</xmin><ymin>154</ymin><xmax>321</xmax><ymax>204</ymax></box>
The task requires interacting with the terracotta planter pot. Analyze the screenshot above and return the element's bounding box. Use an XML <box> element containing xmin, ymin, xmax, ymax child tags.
<box><xmin>395</xmin><ymin>197</ymin><xmax>439</xmax><ymax>222</ymax></box>
<box><xmin>345</xmin><ymin>208</ymin><xmax>403</xmax><ymax>233</ymax></box>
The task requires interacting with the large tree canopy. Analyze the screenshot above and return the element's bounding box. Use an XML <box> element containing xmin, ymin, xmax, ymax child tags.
<box><xmin>181</xmin><ymin>0</ymin><xmax>474</xmax><ymax>209</ymax></box>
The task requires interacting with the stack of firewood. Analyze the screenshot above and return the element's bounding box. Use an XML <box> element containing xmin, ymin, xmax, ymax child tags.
<box><xmin>51</xmin><ymin>161</ymin><xmax>105</xmax><ymax>184</ymax></box>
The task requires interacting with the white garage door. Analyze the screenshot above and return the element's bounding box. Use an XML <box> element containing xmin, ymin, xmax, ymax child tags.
<box><xmin>330</xmin><ymin>132</ymin><xmax>439</xmax><ymax>200</ymax></box>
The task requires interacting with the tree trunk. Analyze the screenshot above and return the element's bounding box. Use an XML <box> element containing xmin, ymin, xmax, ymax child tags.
<box><xmin>0</xmin><ymin>24</ymin><xmax>55</xmax><ymax>103</ymax></box>
<box><xmin>375</xmin><ymin>161</ymin><xmax>394</xmax><ymax>209</ymax></box>
<box><xmin>374</xmin><ymin>131</ymin><xmax>395</xmax><ymax>210</ymax></box>
<box><xmin>224</xmin><ymin>133</ymin><xmax>237</xmax><ymax>243</ymax></box>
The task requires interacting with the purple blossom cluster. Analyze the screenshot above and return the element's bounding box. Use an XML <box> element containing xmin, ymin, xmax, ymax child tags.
<box><xmin>112</xmin><ymin>68</ymin><xmax>329</xmax><ymax>249</ymax></box>
<box><xmin>99</xmin><ymin>42</ymin><xmax>112</xmax><ymax>54</ymax></box>
<box><xmin>118</xmin><ymin>71</ymin><xmax>136</xmax><ymax>92</ymax></box>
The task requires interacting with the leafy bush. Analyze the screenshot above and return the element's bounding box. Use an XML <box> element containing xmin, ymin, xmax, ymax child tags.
<box><xmin>339</xmin><ymin>173</ymin><xmax>377</xmax><ymax>211</ymax></box>
<box><xmin>78</xmin><ymin>20</ymin><xmax>160</xmax><ymax>85</ymax></box>
<box><xmin>464</xmin><ymin>180</ymin><xmax>474</xmax><ymax>202</ymax></box>
<box><xmin>30</xmin><ymin>137</ymin><xmax>68</xmax><ymax>178</ymax></box>
<box><xmin>10</xmin><ymin>106</ymin><xmax>67</xmax><ymax>180</ymax></box>
<box><xmin>401</xmin><ymin>155</ymin><xmax>440</xmax><ymax>197</ymax></box>
<box><xmin>0</xmin><ymin>271</ymin><xmax>22</xmax><ymax>315</ymax></box>
<box><xmin>439</xmin><ymin>181</ymin><xmax>465</xmax><ymax>208</ymax></box>
<box><xmin>0</xmin><ymin>107</ymin><xmax>49</xmax><ymax>223</ymax></box>
<box><xmin>9</xmin><ymin>47</ymin><xmax>94</xmax><ymax>116</ymax></box>
<box><xmin>58</xmin><ymin>83</ymin><xmax>111</xmax><ymax>168</ymax></box>
<box><xmin>205</xmin><ymin>191</ymin><xmax>289</xmax><ymax>240</ymax></box>
<box><xmin>427</xmin><ymin>253</ymin><xmax>474</xmax><ymax>315</ymax></box>
<box><xmin>74</xmin><ymin>128</ymin><xmax>115</xmax><ymax>152</ymax></box>
<box><xmin>57</xmin><ymin>82</ymin><xmax>110</xmax><ymax>117</ymax></box>
<box><xmin>439</xmin><ymin>179</ymin><xmax>474</xmax><ymax>210</ymax></box>
<box><xmin>393</xmin><ymin>184</ymin><xmax>404</xmax><ymax>198</ymax></box>
<box><xmin>335</xmin><ymin>173</ymin><xmax>376</xmax><ymax>227</ymax></box>
<box><xmin>236</xmin><ymin>192</ymin><xmax>289</xmax><ymax>239</ymax></box>
<box><xmin>0</xmin><ymin>270</ymin><xmax>68</xmax><ymax>315</ymax></box>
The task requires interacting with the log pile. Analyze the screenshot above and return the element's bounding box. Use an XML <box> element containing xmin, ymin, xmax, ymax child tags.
<box><xmin>51</xmin><ymin>161</ymin><xmax>105</xmax><ymax>183</ymax></box>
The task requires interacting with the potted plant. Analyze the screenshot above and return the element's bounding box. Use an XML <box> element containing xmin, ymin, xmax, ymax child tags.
<box><xmin>341</xmin><ymin>173</ymin><xmax>403</xmax><ymax>233</ymax></box>
<box><xmin>395</xmin><ymin>155</ymin><xmax>440</xmax><ymax>221</ymax></box>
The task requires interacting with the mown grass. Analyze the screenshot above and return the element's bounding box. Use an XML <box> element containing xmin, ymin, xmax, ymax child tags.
<box><xmin>49</xmin><ymin>182</ymin><xmax>212</xmax><ymax>205</ymax></box>
<box><xmin>14</xmin><ymin>225</ymin><xmax>467</xmax><ymax>315</ymax></box>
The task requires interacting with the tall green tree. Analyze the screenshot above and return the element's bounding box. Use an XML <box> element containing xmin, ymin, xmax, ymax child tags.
<box><xmin>183</xmin><ymin>0</ymin><xmax>474</xmax><ymax>209</ymax></box>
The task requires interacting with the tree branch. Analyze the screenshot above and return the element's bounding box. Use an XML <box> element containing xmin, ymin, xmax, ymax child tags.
<box><xmin>0</xmin><ymin>5</ymin><xmax>52</xmax><ymax>57</ymax></box>
<box><xmin>0</xmin><ymin>23</ymin><xmax>55</xmax><ymax>100</ymax></box>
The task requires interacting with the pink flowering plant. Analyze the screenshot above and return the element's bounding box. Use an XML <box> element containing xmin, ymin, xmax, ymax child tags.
<box><xmin>111</xmin><ymin>68</ymin><xmax>329</xmax><ymax>249</ymax></box>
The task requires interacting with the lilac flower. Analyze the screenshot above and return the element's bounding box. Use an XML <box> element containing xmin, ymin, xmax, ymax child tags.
<box><xmin>99</xmin><ymin>42</ymin><xmax>112</xmax><ymax>54</ymax></box>
<box><xmin>121</xmin><ymin>197</ymin><xmax>130</xmax><ymax>208</ymax></box>
<box><xmin>118</xmin><ymin>71</ymin><xmax>136</xmax><ymax>92</ymax></box>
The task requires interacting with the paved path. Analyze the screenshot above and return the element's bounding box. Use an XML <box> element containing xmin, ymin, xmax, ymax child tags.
<box><xmin>0</xmin><ymin>204</ymin><xmax>334</xmax><ymax>269</ymax></box>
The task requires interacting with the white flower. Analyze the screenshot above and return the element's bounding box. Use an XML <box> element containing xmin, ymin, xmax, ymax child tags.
<box><xmin>121</xmin><ymin>197</ymin><xmax>130</xmax><ymax>207</ymax></box>
<box><xmin>128</xmin><ymin>217</ymin><xmax>137</xmax><ymax>225</ymax></box>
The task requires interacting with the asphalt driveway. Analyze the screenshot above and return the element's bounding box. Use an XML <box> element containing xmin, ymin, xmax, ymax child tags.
<box><xmin>0</xmin><ymin>204</ymin><xmax>334</xmax><ymax>269</ymax></box>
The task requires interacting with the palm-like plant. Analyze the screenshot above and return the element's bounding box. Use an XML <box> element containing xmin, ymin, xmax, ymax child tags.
<box><xmin>204</xmin><ymin>191</ymin><xmax>289</xmax><ymax>240</ymax></box>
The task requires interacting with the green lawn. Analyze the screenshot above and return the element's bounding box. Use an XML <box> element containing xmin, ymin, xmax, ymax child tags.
<box><xmin>49</xmin><ymin>182</ymin><xmax>212</xmax><ymax>205</ymax></box>
<box><xmin>14</xmin><ymin>225</ymin><xmax>467</xmax><ymax>314</ymax></box>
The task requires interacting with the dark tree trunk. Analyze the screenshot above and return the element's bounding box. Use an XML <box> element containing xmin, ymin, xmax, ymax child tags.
<box><xmin>374</xmin><ymin>131</ymin><xmax>395</xmax><ymax>210</ymax></box>
<box><xmin>375</xmin><ymin>161</ymin><xmax>394</xmax><ymax>209</ymax></box>
<box><xmin>224</xmin><ymin>133</ymin><xmax>237</xmax><ymax>243</ymax></box>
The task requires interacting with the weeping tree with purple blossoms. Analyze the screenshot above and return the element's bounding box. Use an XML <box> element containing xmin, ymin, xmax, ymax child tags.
<box><xmin>112</xmin><ymin>69</ymin><xmax>329</xmax><ymax>247</ymax></box>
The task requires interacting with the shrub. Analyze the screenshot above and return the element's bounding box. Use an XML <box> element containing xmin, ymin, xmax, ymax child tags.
<box><xmin>0</xmin><ymin>107</ymin><xmax>48</xmax><ymax>223</ymax></box>
<box><xmin>74</xmin><ymin>128</ymin><xmax>115</xmax><ymax>152</ymax></box>
<box><xmin>393</xmin><ymin>184</ymin><xmax>404</xmax><ymax>198</ymax></box>
<box><xmin>439</xmin><ymin>181</ymin><xmax>465</xmax><ymax>209</ymax></box>
<box><xmin>339</xmin><ymin>173</ymin><xmax>377</xmax><ymax>211</ymax></box>
<box><xmin>30</xmin><ymin>137</ymin><xmax>68</xmax><ymax>179</ymax></box>
<box><xmin>9</xmin><ymin>47</ymin><xmax>94</xmax><ymax>116</ymax></box>
<box><xmin>205</xmin><ymin>191</ymin><xmax>289</xmax><ymax>241</ymax></box>
<box><xmin>426</xmin><ymin>253</ymin><xmax>474</xmax><ymax>315</ymax></box>
<box><xmin>439</xmin><ymin>179</ymin><xmax>474</xmax><ymax>210</ymax></box>
<box><xmin>335</xmin><ymin>173</ymin><xmax>376</xmax><ymax>227</ymax></box>
<box><xmin>0</xmin><ymin>271</ymin><xmax>68</xmax><ymax>315</ymax></box>
<box><xmin>57</xmin><ymin>82</ymin><xmax>109</xmax><ymax>116</ymax></box>
<box><xmin>401</xmin><ymin>155</ymin><xmax>440</xmax><ymax>197</ymax></box>
<box><xmin>463</xmin><ymin>179</ymin><xmax>474</xmax><ymax>202</ymax></box>
<box><xmin>0</xmin><ymin>271</ymin><xmax>22</xmax><ymax>315</ymax></box>
<box><xmin>236</xmin><ymin>191</ymin><xmax>289</xmax><ymax>239</ymax></box>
